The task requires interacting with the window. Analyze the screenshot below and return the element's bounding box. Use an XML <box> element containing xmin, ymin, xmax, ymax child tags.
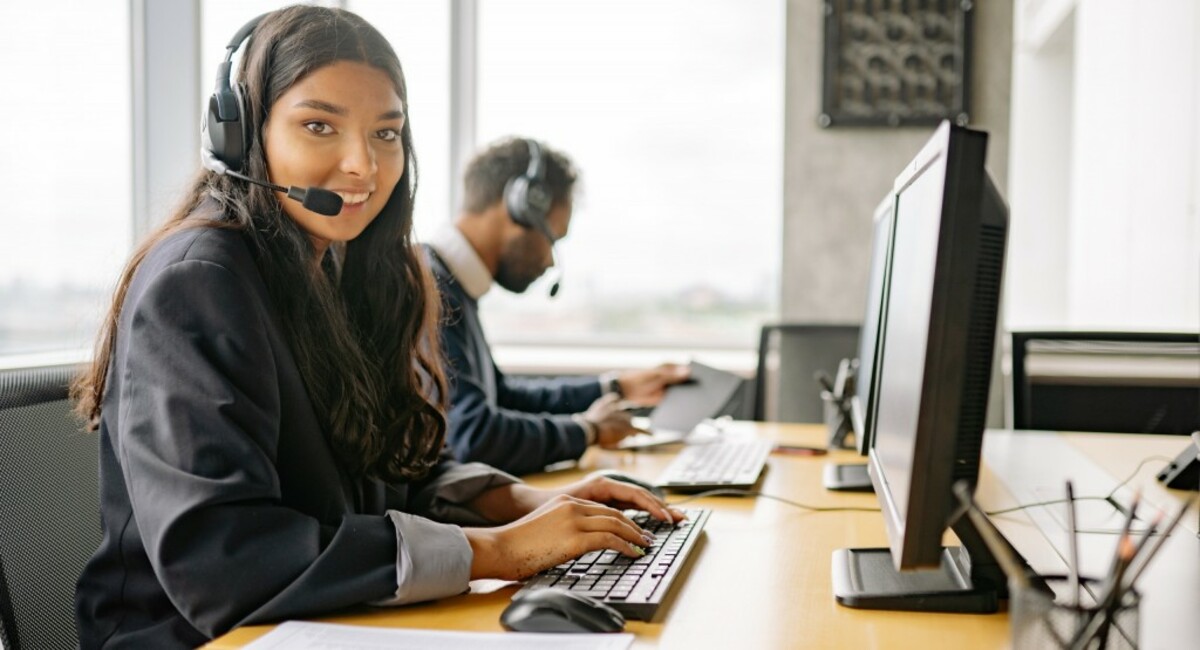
<box><xmin>3</xmin><ymin>2</ymin><xmax>781</xmax><ymax>360</ymax></box>
<box><xmin>474</xmin><ymin>0</ymin><xmax>784</xmax><ymax>350</ymax></box>
<box><xmin>0</xmin><ymin>2</ymin><xmax>132</xmax><ymax>356</ymax></box>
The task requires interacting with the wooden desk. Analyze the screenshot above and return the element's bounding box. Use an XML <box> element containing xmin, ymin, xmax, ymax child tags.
<box><xmin>208</xmin><ymin>423</ymin><xmax>1198</xmax><ymax>649</ymax></box>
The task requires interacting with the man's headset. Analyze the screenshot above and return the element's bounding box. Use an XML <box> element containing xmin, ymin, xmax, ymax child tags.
<box><xmin>503</xmin><ymin>139</ymin><xmax>563</xmax><ymax>296</ymax></box>
<box><xmin>504</xmin><ymin>139</ymin><xmax>554</xmax><ymax>233</ymax></box>
<box><xmin>199</xmin><ymin>13</ymin><xmax>343</xmax><ymax>217</ymax></box>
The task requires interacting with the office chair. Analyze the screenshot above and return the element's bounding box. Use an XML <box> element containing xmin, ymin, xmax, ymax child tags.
<box><xmin>0</xmin><ymin>362</ymin><xmax>99</xmax><ymax>650</ymax></box>
<box><xmin>753</xmin><ymin>323</ymin><xmax>860</xmax><ymax>423</ymax></box>
<box><xmin>1010</xmin><ymin>331</ymin><xmax>1200</xmax><ymax>434</ymax></box>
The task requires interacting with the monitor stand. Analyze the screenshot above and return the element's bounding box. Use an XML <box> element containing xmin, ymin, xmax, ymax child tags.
<box><xmin>831</xmin><ymin>508</ymin><xmax>1049</xmax><ymax>613</ymax></box>
<box><xmin>822</xmin><ymin>462</ymin><xmax>874</xmax><ymax>492</ymax></box>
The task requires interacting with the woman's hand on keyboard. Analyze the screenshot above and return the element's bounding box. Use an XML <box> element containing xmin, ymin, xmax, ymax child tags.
<box><xmin>464</xmin><ymin>495</ymin><xmax>655</xmax><ymax>581</ymax></box>
<box><xmin>553</xmin><ymin>475</ymin><xmax>685</xmax><ymax>525</ymax></box>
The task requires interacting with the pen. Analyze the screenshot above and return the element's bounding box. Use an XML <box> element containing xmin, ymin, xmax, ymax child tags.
<box><xmin>772</xmin><ymin>444</ymin><xmax>828</xmax><ymax>456</ymax></box>
<box><xmin>1126</xmin><ymin>509</ymin><xmax>1164</xmax><ymax>580</ymax></box>
<box><xmin>1065</xmin><ymin>481</ymin><xmax>1081</xmax><ymax>609</ymax></box>
<box><xmin>1121</xmin><ymin>495</ymin><xmax>1194</xmax><ymax>590</ymax></box>
<box><xmin>1071</xmin><ymin>497</ymin><xmax>1193</xmax><ymax>650</ymax></box>
<box><xmin>1070</xmin><ymin>535</ymin><xmax>1137</xmax><ymax>650</ymax></box>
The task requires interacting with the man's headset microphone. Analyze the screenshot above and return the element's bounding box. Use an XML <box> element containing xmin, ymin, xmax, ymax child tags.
<box><xmin>200</xmin><ymin>14</ymin><xmax>344</xmax><ymax>217</ymax></box>
<box><xmin>504</xmin><ymin>139</ymin><xmax>564</xmax><ymax>297</ymax></box>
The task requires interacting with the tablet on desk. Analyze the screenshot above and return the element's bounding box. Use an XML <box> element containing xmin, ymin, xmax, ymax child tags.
<box><xmin>617</xmin><ymin>361</ymin><xmax>743</xmax><ymax>450</ymax></box>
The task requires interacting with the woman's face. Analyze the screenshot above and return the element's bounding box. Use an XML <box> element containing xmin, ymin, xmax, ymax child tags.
<box><xmin>262</xmin><ymin>60</ymin><xmax>406</xmax><ymax>252</ymax></box>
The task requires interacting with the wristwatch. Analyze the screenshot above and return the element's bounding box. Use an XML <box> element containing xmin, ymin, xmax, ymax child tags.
<box><xmin>600</xmin><ymin>371</ymin><xmax>624</xmax><ymax>398</ymax></box>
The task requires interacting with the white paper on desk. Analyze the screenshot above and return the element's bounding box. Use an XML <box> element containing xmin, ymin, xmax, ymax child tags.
<box><xmin>243</xmin><ymin>621</ymin><xmax>635</xmax><ymax>650</ymax></box>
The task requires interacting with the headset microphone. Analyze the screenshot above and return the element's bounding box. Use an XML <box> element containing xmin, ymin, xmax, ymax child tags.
<box><xmin>224</xmin><ymin>170</ymin><xmax>344</xmax><ymax>217</ymax></box>
<box><xmin>547</xmin><ymin>243</ymin><xmax>563</xmax><ymax>298</ymax></box>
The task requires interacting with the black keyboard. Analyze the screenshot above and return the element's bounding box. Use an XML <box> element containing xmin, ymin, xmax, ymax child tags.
<box><xmin>654</xmin><ymin>439</ymin><xmax>772</xmax><ymax>491</ymax></box>
<box><xmin>515</xmin><ymin>508</ymin><xmax>710</xmax><ymax>620</ymax></box>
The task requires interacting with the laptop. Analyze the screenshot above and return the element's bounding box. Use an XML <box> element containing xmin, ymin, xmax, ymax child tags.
<box><xmin>617</xmin><ymin>361</ymin><xmax>744</xmax><ymax>450</ymax></box>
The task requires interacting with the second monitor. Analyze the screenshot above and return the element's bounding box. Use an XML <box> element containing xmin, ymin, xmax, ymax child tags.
<box><xmin>832</xmin><ymin>121</ymin><xmax>1043</xmax><ymax>613</ymax></box>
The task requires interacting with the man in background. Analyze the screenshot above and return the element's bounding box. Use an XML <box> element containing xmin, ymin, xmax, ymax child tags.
<box><xmin>425</xmin><ymin>137</ymin><xmax>689</xmax><ymax>476</ymax></box>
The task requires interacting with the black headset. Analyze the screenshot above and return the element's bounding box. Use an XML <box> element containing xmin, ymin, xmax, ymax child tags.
<box><xmin>503</xmin><ymin>139</ymin><xmax>555</xmax><ymax>235</ymax></box>
<box><xmin>503</xmin><ymin>139</ymin><xmax>563</xmax><ymax>296</ymax></box>
<box><xmin>201</xmin><ymin>14</ymin><xmax>268</xmax><ymax>175</ymax></box>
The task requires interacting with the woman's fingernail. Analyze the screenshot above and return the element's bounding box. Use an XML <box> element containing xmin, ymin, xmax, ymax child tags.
<box><xmin>629</xmin><ymin>544</ymin><xmax>646</xmax><ymax>556</ymax></box>
<box><xmin>642</xmin><ymin>533</ymin><xmax>655</xmax><ymax>545</ymax></box>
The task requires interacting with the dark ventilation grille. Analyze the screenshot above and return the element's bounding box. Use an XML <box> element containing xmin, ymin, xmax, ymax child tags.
<box><xmin>954</xmin><ymin>224</ymin><xmax>1006</xmax><ymax>483</ymax></box>
<box><xmin>0</xmin><ymin>364</ymin><xmax>99</xmax><ymax>650</ymax></box>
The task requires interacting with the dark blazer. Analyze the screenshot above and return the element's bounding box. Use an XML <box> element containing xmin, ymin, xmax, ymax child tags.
<box><xmin>426</xmin><ymin>247</ymin><xmax>602</xmax><ymax>476</ymax></box>
<box><xmin>76</xmin><ymin>225</ymin><xmax>512</xmax><ymax>649</ymax></box>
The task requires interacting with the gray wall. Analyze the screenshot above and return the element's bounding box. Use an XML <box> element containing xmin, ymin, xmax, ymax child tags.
<box><xmin>782</xmin><ymin>0</ymin><xmax>1013</xmax><ymax>322</ymax></box>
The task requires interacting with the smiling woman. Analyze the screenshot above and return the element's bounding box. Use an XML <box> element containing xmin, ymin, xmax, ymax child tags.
<box><xmin>68</xmin><ymin>6</ymin><xmax>681</xmax><ymax>649</ymax></box>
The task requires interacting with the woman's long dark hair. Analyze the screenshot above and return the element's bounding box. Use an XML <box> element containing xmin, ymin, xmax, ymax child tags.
<box><xmin>73</xmin><ymin>6</ymin><xmax>448</xmax><ymax>483</ymax></box>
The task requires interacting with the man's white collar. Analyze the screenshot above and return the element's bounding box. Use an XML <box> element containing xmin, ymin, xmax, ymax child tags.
<box><xmin>427</xmin><ymin>223</ymin><xmax>493</xmax><ymax>300</ymax></box>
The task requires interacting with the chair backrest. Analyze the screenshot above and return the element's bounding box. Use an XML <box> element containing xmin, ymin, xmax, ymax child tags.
<box><xmin>0</xmin><ymin>363</ymin><xmax>99</xmax><ymax>650</ymax></box>
<box><xmin>1010</xmin><ymin>331</ymin><xmax>1200</xmax><ymax>434</ymax></box>
<box><xmin>753</xmin><ymin>324</ymin><xmax>860</xmax><ymax>423</ymax></box>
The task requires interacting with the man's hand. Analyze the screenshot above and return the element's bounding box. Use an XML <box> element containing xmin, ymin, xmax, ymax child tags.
<box><xmin>582</xmin><ymin>393</ymin><xmax>646</xmax><ymax>448</ymax></box>
<box><xmin>617</xmin><ymin>363</ymin><xmax>690</xmax><ymax>405</ymax></box>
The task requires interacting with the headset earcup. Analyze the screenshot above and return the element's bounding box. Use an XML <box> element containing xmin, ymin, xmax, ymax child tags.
<box><xmin>201</xmin><ymin>86</ymin><xmax>248</xmax><ymax>173</ymax></box>
<box><xmin>505</xmin><ymin>140</ymin><xmax>554</xmax><ymax>231</ymax></box>
<box><xmin>201</xmin><ymin>14</ymin><xmax>265</xmax><ymax>175</ymax></box>
<box><xmin>505</xmin><ymin>176</ymin><xmax>533</xmax><ymax>228</ymax></box>
<box><xmin>200</xmin><ymin>96</ymin><xmax>227</xmax><ymax>173</ymax></box>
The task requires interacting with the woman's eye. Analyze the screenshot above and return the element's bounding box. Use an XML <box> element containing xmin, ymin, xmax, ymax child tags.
<box><xmin>376</xmin><ymin>128</ymin><xmax>400</xmax><ymax>142</ymax></box>
<box><xmin>304</xmin><ymin>121</ymin><xmax>333</xmax><ymax>135</ymax></box>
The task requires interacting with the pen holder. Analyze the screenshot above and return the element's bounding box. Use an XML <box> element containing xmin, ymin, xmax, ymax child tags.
<box><xmin>820</xmin><ymin>390</ymin><xmax>852</xmax><ymax>449</ymax></box>
<box><xmin>1010</xmin><ymin>576</ymin><xmax>1140</xmax><ymax>650</ymax></box>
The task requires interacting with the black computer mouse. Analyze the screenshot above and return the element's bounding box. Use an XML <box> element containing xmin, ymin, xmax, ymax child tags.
<box><xmin>593</xmin><ymin>470</ymin><xmax>667</xmax><ymax>499</ymax></box>
<box><xmin>500</xmin><ymin>588</ymin><xmax>626</xmax><ymax>633</ymax></box>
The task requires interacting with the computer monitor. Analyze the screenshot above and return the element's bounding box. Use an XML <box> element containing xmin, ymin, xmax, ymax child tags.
<box><xmin>832</xmin><ymin>121</ymin><xmax>1043</xmax><ymax>613</ymax></box>
<box><xmin>822</xmin><ymin>194</ymin><xmax>896</xmax><ymax>492</ymax></box>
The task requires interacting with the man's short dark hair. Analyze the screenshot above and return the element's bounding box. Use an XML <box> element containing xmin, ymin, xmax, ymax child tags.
<box><xmin>462</xmin><ymin>137</ymin><xmax>578</xmax><ymax>214</ymax></box>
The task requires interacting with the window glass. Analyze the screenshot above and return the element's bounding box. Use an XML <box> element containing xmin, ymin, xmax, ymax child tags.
<box><xmin>476</xmin><ymin>0</ymin><xmax>784</xmax><ymax>349</ymax></box>
<box><xmin>0</xmin><ymin>2</ymin><xmax>132</xmax><ymax>356</ymax></box>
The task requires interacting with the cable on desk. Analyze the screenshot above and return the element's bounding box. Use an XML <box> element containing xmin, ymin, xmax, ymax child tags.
<box><xmin>983</xmin><ymin>454</ymin><xmax>1175</xmax><ymax>518</ymax></box>
<box><xmin>667</xmin><ymin>488</ymin><xmax>881</xmax><ymax>512</ymax></box>
<box><xmin>668</xmin><ymin>455</ymin><xmax>1177</xmax><ymax>518</ymax></box>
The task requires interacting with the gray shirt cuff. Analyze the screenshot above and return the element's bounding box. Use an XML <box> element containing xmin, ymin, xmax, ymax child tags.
<box><xmin>423</xmin><ymin>462</ymin><xmax>522</xmax><ymax>526</ymax></box>
<box><xmin>373</xmin><ymin>511</ymin><xmax>472</xmax><ymax>606</ymax></box>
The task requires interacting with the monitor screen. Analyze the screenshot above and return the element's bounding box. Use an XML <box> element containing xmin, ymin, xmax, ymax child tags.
<box><xmin>850</xmin><ymin>194</ymin><xmax>897</xmax><ymax>454</ymax></box>
<box><xmin>866</xmin><ymin>121</ymin><xmax>1007</xmax><ymax>570</ymax></box>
